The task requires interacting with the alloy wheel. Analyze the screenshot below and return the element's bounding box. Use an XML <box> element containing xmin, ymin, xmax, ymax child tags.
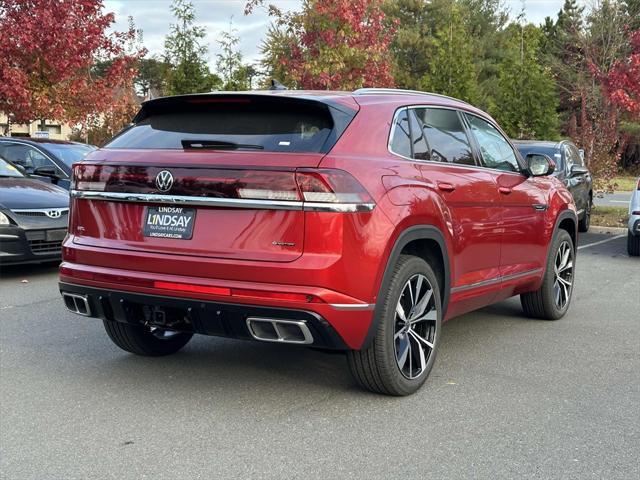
<box><xmin>393</xmin><ymin>274</ymin><xmax>438</xmax><ymax>380</ymax></box>
<box><xmin>553</xmin><ymin>241</ymin><xmax>574</xmax><ymax>309</ymax></box>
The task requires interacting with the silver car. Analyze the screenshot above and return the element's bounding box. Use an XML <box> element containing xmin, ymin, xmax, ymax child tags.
<box><xmin>628</xmin><ymin>177</ymin><xmax>640</xmax><ymax>256</ymax></box>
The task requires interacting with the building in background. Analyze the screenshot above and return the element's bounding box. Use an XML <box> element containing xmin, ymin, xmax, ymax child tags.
<box><xmin>0</xmin><ymin>113</ymin><xmax>73</xmax><ymax>140</ymax></box>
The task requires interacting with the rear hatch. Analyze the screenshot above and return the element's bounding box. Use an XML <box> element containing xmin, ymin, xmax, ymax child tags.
<box><xmin>71</xmin><ymin>93</ymin><xmax>358</xmax><ymax>262</ymax></box>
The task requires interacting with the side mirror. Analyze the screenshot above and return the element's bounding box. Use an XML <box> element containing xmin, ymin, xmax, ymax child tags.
<box><xmin>570</xmin><ymin>164</ymin><xmax>588</xmax><ymax>177</ymax></box>
<box><xmin>32</xmin><ymin>166</ymin><xmax>58</xmax><ymax>178</ymax></box>
<box><xmin>527</xmin><ymin>153</ymin><xmax>555</xmax><ymax>177</ymax></box>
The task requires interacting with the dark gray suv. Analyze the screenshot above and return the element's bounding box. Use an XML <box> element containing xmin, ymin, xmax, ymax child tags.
<box><xmin>514</xmin><ymin>140</ymin><xmax>592</xmax><ymax>232</ymax></box>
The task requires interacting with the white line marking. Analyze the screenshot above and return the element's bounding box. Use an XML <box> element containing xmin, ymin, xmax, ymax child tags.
<box><xmin>578</xmin><ymin>235</ymin><xmax>625</xmax><ymax>250</ymax></box>
<box><xmin>608</xmin><ymin>200</ymin><xmax>630</xmax><ymax>203</ymax></box>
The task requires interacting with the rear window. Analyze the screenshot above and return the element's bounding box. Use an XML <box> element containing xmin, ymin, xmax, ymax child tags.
<box><xmin>105</xmin><ymin>96</ymin><xmax>354</xmax><ymax>153</ymax></box>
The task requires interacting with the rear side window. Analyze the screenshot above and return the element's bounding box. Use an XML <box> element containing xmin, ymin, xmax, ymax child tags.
<box><xmin>413</xmin><ymin>108</ymin><xmax>474</xmax><ymax>165</ymax></box>
<box><xmin>389</xmin><ymin>107</ymin><xmax>474</xmax><ymax>166</ymax></box>
<box><xmin>389</xmin><ymin>108</ymin><xmax>412</xmax><ymax>158</ymax></box>
<box><xmin>105</xmin><ymin>96</ymin><xmax>354</xmax><ymax>153</ymax></box>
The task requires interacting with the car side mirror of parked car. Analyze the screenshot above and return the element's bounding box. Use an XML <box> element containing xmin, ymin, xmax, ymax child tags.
<box><xmin>526</xmin><ymin>153</ymin><xmax>555</xmax><ymax>177</ymax></box>
<box><xmin>570</xmin><ymin>164</ymin><xmax>589</xmax><ymax>177</ymax></box>
<box><xmin>32</xmin><ymin>166</ymin><xmax>58</xmax><ymax>178</ymax></box>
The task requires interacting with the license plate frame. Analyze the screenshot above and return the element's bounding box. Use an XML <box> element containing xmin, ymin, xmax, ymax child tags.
<box><xmin>143</xmin><ymin>206</ymin><xmax>196</xmax><ymax>240</ymax></box>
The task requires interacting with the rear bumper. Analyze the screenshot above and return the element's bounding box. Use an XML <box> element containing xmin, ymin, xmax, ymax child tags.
<box><xmin>59</xmin><ymin>282</ymin><xmax>351</xmax><ymax>349</ymax></box>
<box><xmin>59</xmin><ymin>260</ymin><xmax>377</xmax><ymax>349</ymax></box>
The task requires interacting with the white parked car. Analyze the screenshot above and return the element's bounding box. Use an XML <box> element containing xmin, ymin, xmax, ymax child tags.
<box><xmin>628</xmin><ymin>177</ymin><xmax>640</xmax><ymax>256</ymax></box>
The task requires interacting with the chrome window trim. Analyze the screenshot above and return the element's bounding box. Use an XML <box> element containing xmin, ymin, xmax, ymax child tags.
<box><xmin>387</xmin><ymin>105</ymin><xmax>528</xmax><ymax>178</ymax></box>
<box><xmin>70</xmin><ymin>190</ymin><xmax>375</xmax><ymax>213</ymax></box>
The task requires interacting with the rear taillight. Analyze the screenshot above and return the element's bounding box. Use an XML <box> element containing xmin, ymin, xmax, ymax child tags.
<box><xmin>72</xmin><ymin>165</ymin><xmax>374</xmax><ymax>210</ymax></box>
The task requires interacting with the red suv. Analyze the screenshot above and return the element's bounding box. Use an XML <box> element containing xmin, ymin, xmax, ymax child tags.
<box><xmin>60</xmin><ymin>89</ymin><xmax>577</xmax><ymax>395</ymax></box>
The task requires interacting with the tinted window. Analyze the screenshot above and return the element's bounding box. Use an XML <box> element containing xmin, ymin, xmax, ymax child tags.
<box><xmin>389</xmin><ymin>108</ymin><xmax>412</xmax><ymax>158</ymax></box>
<box><xmin>515</xmin><ymin>145</ymin><xmax>563</xmax><ymax>171</ymax></box>
<box><xmin>0</xmin><ymin>143</ymin><xmax>61</xmax><ymax>174</ymax></box>
<box><xmin>413</xmin><ymin>108</ymin><xmax>474</xmax><ymax>165</ymax></box>
<box><xmin>44</xmin><ymin>144</ymin><xmax>95</xmax><ymax>166</ymax></box>
<box><xmin>465</xmin><ymin>115</ymin><xmax>520</xmax><ymax>172</ymax></box>
<box><xmin>565</xmin><ymin>144</ymin><xmax>583</xmax><ymax>168</ymax></box>
<box><xmin>105</xmin><ymin>98</ymin><xmax>339</xmax><ymax>153</ymax></box>
<box><xmin>408</xmin><ymin>109</ymin><xmax>429</xmax><ymax>160</ymax></box>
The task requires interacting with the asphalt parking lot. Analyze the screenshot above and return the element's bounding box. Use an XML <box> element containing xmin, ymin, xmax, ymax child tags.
<box><xmin>1</xmin><ymin>232</ymin><xmax>639</xmax><ymax>480</ymax></box>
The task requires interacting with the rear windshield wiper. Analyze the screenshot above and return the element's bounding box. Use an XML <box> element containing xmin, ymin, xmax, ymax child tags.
<box><xmin>181</xmin><ymin>140</ymin><xmax>264</xmax><ymax>150</ymax></box>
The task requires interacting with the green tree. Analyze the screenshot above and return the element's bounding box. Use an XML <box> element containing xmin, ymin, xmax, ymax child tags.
<box><xmin>163</xmin><ymin>0</ymin><xmax>220</xmax><ymax>94</ymax></box>
<box><xmin>384</xmin><ymin>0</ymin><xmax>505</xmax><ymax>106</ymax></box>
<box><xmin>425</xmin><ymin>1</ymin><xmax>478</xmax><ymax>103</ymax></box>
<box><xmin>492</xmin><ymin>23</ymin><xmax>560</xmax><ymax>139</ymax></box>
<box><xmin>135</xmin><ymin>57</ymin><xmax>170</xmax><ymax>98</ymax></box>
<box><xmin>216</xmin><ymin>20</ymin><xmax>248</xmax><ymax>90</ymax></box>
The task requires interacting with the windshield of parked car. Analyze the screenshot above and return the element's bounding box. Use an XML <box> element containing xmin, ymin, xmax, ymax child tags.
<box><xmin>44</xmin><ymin>144</ymin><xmax>96</xmax><ymax>166</ymax></box>
<box><xmin>0</xmin><ymin>157</ymin><xmax>25</xmax><ymax>178</ymax></box>
<box><xmin>515</xmin><ymin>145</ymin><xmax>563</xmax><ymax>171</ymax></box>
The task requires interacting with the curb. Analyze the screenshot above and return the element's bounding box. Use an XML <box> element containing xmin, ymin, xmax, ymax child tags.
<box><xmin>588</xmin><ymin>225</ymin><xmax>627</xmax><ymax>235</ymax></box>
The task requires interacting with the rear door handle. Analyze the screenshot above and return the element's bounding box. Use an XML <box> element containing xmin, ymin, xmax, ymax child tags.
<box><xmin>499</xmin><ymin>187</ymin><xmax>512</xmax><ymax>195</ymax></box>
<box><xmin>437</xmin><ymin>182</ymin><xmax>455</xmax><ymax>192</ymax></box>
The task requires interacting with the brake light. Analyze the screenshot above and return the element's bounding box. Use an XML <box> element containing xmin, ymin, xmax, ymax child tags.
<box><xmin>296</xmin><ymin>170</ymin><xmax>373</xmax><ymax>204</ymax></box>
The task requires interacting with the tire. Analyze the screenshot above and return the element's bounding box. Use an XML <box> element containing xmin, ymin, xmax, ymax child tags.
<box><xmin>347</xmin><ymin>255</ymin><xmax>442</xmax><ymax>396</ymax></box>
<box><xmin>521</xmin><ymin>229</ymin><xmax>575</xmax><ymax>320</ymax></box>
<box><xmin>103</xmin><ymin>320</ymin><xmax>193</xmax><ymax>356</ymax></box>
<box><xmin>578</xmin><ymin>201</ymin><xmax>591</xmax><ymax>232</ymax></box>
<box><xmin>628</xmin><ymin>232</ymin><xmax>640</xmax><ymax>256</ymax></box>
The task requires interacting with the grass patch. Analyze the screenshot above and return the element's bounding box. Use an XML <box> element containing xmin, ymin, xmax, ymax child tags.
<box><xmin>595</xmin><ymin>175</ymin><xmax>638</xmax><ymax>192</ymax></box>
<box><xmin>612</xmin><ymin>175</ymin><xmax>638</xmax><ymax>192</ymax></box>
<box><xmin>591</xmin><ymin>206</ymin><xmax>629</xmax><ymax>228</ymax></box>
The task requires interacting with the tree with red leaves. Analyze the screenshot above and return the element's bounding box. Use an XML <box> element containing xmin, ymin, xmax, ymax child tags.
<box><xmin>247</xmin><ymin>0</ymin><xmax>396</xmax><ymax>90</ymax></box>
<box><xmin>0</xmin><ymin>0</ymin><xmax>144</xmax><ymax>132</ymax></box>
<box><xmin>600</xmin><ymin>29</ymin><xmax>640</xmax><ymax>118</ymax></box>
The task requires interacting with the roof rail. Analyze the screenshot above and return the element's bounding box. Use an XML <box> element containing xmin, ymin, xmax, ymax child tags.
<box><xmin>352</xmin><ymin>88</ymin><xmax>471</xmax><ymax>106</ymax></box>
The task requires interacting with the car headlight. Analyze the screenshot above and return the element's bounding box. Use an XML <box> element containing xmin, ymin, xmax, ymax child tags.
<box><xmin>0</xmin><ymin>211</ymin><xmax>10</xmax><ymax>226</ymax></box>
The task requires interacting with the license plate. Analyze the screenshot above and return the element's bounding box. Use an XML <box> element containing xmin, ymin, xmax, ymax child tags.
<box><xmin>143</xmin><ymin>206</ymin><xmax>195</xmax><ymax>240</ymax></box>
<box><xmin>46</xmin><ymin>229</ymin><xmax>67</xmax><ymax>241</ymax></box>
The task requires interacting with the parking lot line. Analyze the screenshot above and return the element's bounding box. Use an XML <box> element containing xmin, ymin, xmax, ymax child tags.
<box><xmin>578</xmin><ymin>235</ymin><xmax>625</xmax><ymax>250</ymax></box>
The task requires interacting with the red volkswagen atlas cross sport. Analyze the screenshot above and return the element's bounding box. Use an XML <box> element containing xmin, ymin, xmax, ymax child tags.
<box><xmin>60</xmin><ymin>89</ymin><xmax>577</xmax><ymax>395</ymax></box>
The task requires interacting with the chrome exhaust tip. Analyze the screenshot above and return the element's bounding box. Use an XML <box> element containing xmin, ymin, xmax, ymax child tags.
<box><xmin>62</xmin><ymin>292</ymin><xmax>91</xmax><ymax>317</ymax></box>
<box><xmin>246</xmin><ymin>317</ymin><xmax>314</xmax><ymax>345</ymax></box>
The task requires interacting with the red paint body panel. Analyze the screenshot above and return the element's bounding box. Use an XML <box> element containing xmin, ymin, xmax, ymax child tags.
<box><xmin>62</xmin><ymin>91</ymin><xmax>577</xmax><ymax>349</ymax></box>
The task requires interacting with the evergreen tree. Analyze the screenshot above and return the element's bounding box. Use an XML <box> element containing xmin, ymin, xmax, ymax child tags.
<box><xmin>492</xmin><ymin>23</ymin><xmax>560</xmax><ymax>139</ymax></box>
<box><xmin>216</xmin><ymin>20</ymin><xmax>248</xmax><ymax>90</ymax></box>
<box><xmin>163</xmin><ymin>0</ymin><xmax>221</xmax><ymax>94</ymax></box>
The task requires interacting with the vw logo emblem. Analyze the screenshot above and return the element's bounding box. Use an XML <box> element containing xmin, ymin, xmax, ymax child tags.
<box><xmin>155</xmin><ymin>170</ymin><xmax>174</xmax><ymax>192</ymax></box>
<box><xmin>45</xmin><ymin>209</ymin><xmax>62</xmax><ymax>219</ymax></box>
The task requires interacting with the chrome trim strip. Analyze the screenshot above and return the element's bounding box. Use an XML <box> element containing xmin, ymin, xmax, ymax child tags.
<box><xmin>70</xmin><ymin>190</ymin><xmax>375</xmax><ymax>213</ymax></box>
<box><xmin>71</xmin><ymin>190</ymin><xmax>303</xmax><ymax>210</ymax></box>
<box><xmin>304</xmin><ymin>202</ymin><xmax>375</xmax><ymax>212</ymax></box>
<box><xmin>13</xmin><ymin>208</ymin><xmax>69</xmax><ymax>214</ymax></box>
<box><xmin>451</xmin><ymin>268</ymin><xmax>543</xmax><ymax>294</ymax></box>
<box><xmin>0</xmin><ymin>234</ymin><xmax>20</xmax><ymax>239</ymax></box>
<box><xmin>329</xmin><ymin>303</ymin><xmax>375</xmax><ymax>311</ymax></box>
